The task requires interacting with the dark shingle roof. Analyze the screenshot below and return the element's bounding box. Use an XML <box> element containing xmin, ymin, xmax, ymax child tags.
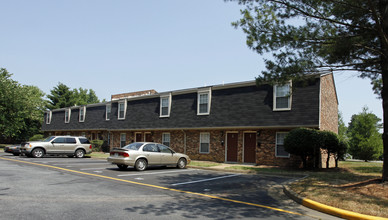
<box><xmin>42</xmin><ymin>79</ymin><xmax>320</xmax><ymax>131</ymax></box>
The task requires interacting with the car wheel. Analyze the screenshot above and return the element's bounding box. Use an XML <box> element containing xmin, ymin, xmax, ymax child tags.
<box><xmin>177</xmin><ymin>158</ymin><xmax>187</xmax><ymax>169</ymax></box>
<box><xmin>74</xmin><ymin>149</ymin><xmax>85</xmax><ymax>158</ymax></box>
<box><xmin>135</xmin><ymin>158</ymin><xmax>147</xmax><ymax>171</ymax></box>
<box><xmin>31</xmin><ymin>148</ymin><xmax>44</xmax><ymax>158</ymax></box>
<box><xmin>117</xmin><ymin>164</ymin><xmax>128</xmax><ymax>170</ymax></box>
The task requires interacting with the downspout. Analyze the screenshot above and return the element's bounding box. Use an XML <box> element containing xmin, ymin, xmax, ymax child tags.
<box><xmin>182</xmin><ymin>130</ymin><xmax>187</xmax><ymax>154</ymax></box>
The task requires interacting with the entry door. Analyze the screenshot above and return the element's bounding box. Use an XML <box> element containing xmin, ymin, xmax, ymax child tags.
<box><xmin>135</xmin><ymin>133</ymin><xmax>143</xmax><ymax>142</ymax></box>
<box><xmin>227</xmin><ymin>133</ymin><xmax>238</xmax><ymax>162</ymax></box>
<box><xmin>145</xmin><ymin>133</ymin><xmax>152</xmax><ymax>142</ymax></box>
<box><xmin>244</xmin><ymin>133</ymin><xmax>256</xmax><ymax>163</ymax></box>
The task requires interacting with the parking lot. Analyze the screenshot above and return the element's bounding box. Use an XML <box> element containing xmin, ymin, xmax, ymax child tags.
<box><xmin>0</xmin><ymin>153</ymin><xmax>340</xmax><ymax>220</ymax></box>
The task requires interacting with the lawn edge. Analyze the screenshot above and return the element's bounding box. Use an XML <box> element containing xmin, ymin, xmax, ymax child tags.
<box><xmin>283</xmin><ymin>184</ymin><xmax>388</xmax><ymax>220</ymax></box>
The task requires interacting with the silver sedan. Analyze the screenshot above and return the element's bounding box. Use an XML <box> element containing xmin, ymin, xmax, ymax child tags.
<box><xmin>107</xmin><ymin>142</ymin><xmax>191</xmax><ymax>171</ymax></box>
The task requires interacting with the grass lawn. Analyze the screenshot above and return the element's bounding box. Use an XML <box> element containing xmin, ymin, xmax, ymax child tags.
<box><xmin>289</xmin><ymin>161</ymin><xmax>387</xmax><ymax>217</ymax></box>
<box><xmin>189</xmin><ymin>160</ymin><xmax>221</xmax><ymax>167</ymax></box>
<box><xmin>0</xmin><ymin>144</ymin><xmax>7</xmax><ymax>150</ymax></box>
<box><xmin>226</xmin><ymin>165</ymin><xmax>305</xmax><ymax>176</ymax></box>
<box><xmin>86</xmin><ymin>152</ymin><xmax>110</xmax><ymax>159</ymax></box>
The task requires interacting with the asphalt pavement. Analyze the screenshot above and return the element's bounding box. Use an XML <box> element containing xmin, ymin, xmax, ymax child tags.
<box><xmin>0</xmin><ymin>153</ymin><xmax>341</xmax><ymax>220</ymax></box>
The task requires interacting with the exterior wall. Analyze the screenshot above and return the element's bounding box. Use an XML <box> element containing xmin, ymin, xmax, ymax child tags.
<box><xmin>320</xmin><ymin>73</ymin><xmax>339</xmax><ymax>133</ymax></box>
<box><xmin>257</xmin><ymin>130</ymin><xmax>302</xmax><ymax>167</ymax></box>
<box><xmin>319</xmin><ymin>73</ymin><xmax>338</xmax><ymax>168</ymax></box>
<box><xmin>320</xmin><ymin>149</ymin><xmax>336</xmax><ymax>168</ymax></box>
<box><xmin>44</xmin><ymin>128</ymin><xmax>330</xmax><ymax>168</ymax></box>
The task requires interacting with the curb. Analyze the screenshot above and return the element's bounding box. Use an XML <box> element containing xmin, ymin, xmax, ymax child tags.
<box><xmin>283</xmin><ymin>185</ymin><xmax>388</xmax><ymax>220</ymax></box>
<box><xmin>187</xmin><ymin>165</ymin><xmax>252</xmax><ymax>174</ymax></box>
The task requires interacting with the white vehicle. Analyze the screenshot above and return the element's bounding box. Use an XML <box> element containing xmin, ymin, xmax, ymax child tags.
<box><xmin>20</xmin><ymin>136</ymin><xmax>92</xmax><ymax>158</ymax></box>
<box><xmin>107</xmin><ymin>142</ymin><xmax>191</xmax><ymax>171</ymax></box>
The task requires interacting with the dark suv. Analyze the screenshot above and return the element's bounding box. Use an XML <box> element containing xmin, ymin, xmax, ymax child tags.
<box><xmin>20</xmin><ymin>136</ymin><xmax>92</xmax><ymax>158</ymax></box>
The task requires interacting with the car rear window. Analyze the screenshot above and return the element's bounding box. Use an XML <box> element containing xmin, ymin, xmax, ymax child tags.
<box><xmin>66</xmin><ymin>138</ymin><xmax>77</xmax><ymax>144</ymax></box>
<box><xmin>143</xmin><ymin>144</ymin><xmax>159</xmax><ymax>152</ymax></box>
<box><xmin>122</xmin><ymin>142</ymin><xmax>143</xmax><ymax>150</ymax></box>
<box><xmin>79</xmin><ymin>138</ymin><xmax>90</xmax><ymax>144</ymax></box>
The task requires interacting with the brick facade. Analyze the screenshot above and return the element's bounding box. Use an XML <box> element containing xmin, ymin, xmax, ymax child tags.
<box><xmin>320</xmin><ymin>73</ymin><xmax>339</xmax><ymax>133</ymax></box>
<box><xmin>319</xmin><ymin>73</ymin><xmax>339</xmax><ymax>168</ymax></box>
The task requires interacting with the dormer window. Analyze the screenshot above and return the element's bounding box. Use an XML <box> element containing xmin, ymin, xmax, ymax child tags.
<box><xmin>65</xmin><ymin>109</ymin><xmax>71</xmax><ymax>123</ymax></box>
<box><xmin>106</xmin><ymin>104</ymin><xmax>111</xmax><ymax>120</ymax></box>
<box><xmin>46</xmin><ymin>111</ymin><xmax>52</xmax><ymax>124</ymax></box>
<box><xmin>79</xmin><ymin>106</ymin><xmax>86</xmax><ymax>122</ymax></box>
<box><xmin>273</xmin><ymin>82</ymin><xmax>292</xmax><ymax>111</ymax></box>
<box><xmin>118</xmin><ymin>100</ymin><xmax>127</xmax><ymax>120</ymax></box>
<box><xmin>197</xmin><ymin>88</ymin><xmax>212</xmax><ymax>115</ymax></box>
<box><xmin>160</xmin><ymin>93</ymin><xmax>172</xmax><ymax>117</ymax></box>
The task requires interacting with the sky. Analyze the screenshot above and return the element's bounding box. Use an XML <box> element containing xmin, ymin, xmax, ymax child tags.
<box><xmin>0</xmin><ymin>0</ymin><xmax>383</xmax><ymax>126</ymax></box>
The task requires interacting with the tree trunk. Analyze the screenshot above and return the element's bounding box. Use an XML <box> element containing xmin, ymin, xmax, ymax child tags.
<box><xmin>379</xmin><ymin>0</ymin><xmax>388</xmax><ymax>182</ymax></box>
<box><xmin>335</xmin><ymin>156</ymin><xmax>339</xmax><ymax>168</ymax></box>
<box><xmin>382</xmin><ymin>68</ymin><xmax>388</xmax><ymax>181</ymax></box>
<box><xmin>301</xmin><ymin>156</ymin><xmax>307</xmax><ymax>169</ymax></box>
<box><xmin>326</xmin><ymin>150</ymin><xmax>330</xmax><ymax>169</ymax></box>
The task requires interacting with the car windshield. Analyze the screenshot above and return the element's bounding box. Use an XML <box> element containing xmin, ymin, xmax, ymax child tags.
<box><xmin>122</xmin><ymin>142</ymin><xmax>143</xmax><ymax>150</ymax></box>
<box><xmin>43</xmin><ymin>136</ymin><xmax>56</xmax><ymax>142</ymax></box>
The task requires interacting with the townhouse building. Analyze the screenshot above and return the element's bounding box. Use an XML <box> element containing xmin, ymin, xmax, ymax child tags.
<box><xmin>42</xmin><ymin>73</ymin><xmax>338</xmax><ymax>167</ymax></box>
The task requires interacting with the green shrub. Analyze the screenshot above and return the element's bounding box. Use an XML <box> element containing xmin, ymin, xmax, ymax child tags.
<box><xmin>29</xmin><ymin>134</ymin><xmax>44</xmax><ymax>141</ymax></box>
<box><xmin>90</xmin><ymin>140</ymin><xmax>104</xmax><ymax>152</ymax></box>
<box><xmin>284</xmin><ymin>128</ymin><xmax>320</xmax><ymax>169</ymax></box>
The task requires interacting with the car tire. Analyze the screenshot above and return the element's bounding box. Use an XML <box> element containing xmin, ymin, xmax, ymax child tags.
<box><xmin>177</xmin><ymin>158</ymin><xmax>187</xmax><ymax>169</ymax></box>
<box><xmin>31</xmin><ymin>148</ymin><xmax>44</xmax><ymax>158</ymax></box>
<box><xmin>135</xmin><ymin>158</ymin><xmax>147</xmax><ymax>171</ymax></box>
<box><xmin>13</xmin><ymin>153</ymin><xmax>20</xmax><ymax>156</ymax></box>
<box><xmin>117</xmin><ymin>164</ymin><xmax>128</xmax><ymax>170</ymax></box>
<box><xmin>74</xmin><ymin>149</ymin><xmax>85</xmax><ymax>158</ymax></box>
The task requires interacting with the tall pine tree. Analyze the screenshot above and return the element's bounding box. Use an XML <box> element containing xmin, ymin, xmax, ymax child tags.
<box><xmin>232</xmin><ymin>0</ymin><xmax>388</xmax><ymax>181</ymax></box>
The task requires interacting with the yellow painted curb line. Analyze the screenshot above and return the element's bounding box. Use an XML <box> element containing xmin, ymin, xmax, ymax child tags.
<box><xmin>284</xmin><ymin>185</ymin><xmax>388</xmax><ymax>220</ymax></box>
<box><xmin>1</xmin><ymin>157</ymin><xmax>306</xmax><ymax>217</ymax></box>
<box><xmin>302</xmin><ymin>198</ymin><xmax>387</xmax><ymax>220</ymax></box>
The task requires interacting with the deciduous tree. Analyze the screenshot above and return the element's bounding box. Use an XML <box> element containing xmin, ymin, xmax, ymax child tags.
<box><xmin>348</xmin><ymin>107</ymin><xmax>383</xmax><ymax>161</ymax></box>
<box><xmin>0</xmin><ymin>68</ymin><xmax>46</xmax><ymax>142</ymax></box>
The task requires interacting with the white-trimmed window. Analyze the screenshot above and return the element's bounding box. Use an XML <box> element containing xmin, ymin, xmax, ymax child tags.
<box><xmin>276</xmin><ymin>132</ymin><xmax>290</xmax><ymax>157</ymax></box>
<box><xmin>200</xmin><ymin>132</ymin><xmax>210</xmax><ymax>153</ymax></box>
<box><xmin>118</xmin><ymin>100</ymin><xmax>127</xmax><ymax>120</ymax></box>
<box><xmin>46</xmin><ymin>111</ymin><xmax>52</xmax><ymax>124</ymax></box>
<box><xmin>160</xmin><ymin>93</ymin><xmax>172</xmax><ymax>117</ymax></box>
<box><xmin>106</xmin><ymin>104</ymin><xmax>111</xmax><ymax>120</ymax></box>
<box><xmin>162</xmin><ymin>133</ymin><xmax>170</xmax><ymax>146</ymax></box>
<box><xmin>65</xmin><ymin>109</ymin><xmax>71</xmax><ymax>123</ymax></box>
<box><xmin>120</xmin><ymin>133</ymin><xmax>126</xmax><ymax>148</ymax></box>
<box><xmin>79</xmin><ymin>106</ymin><xmax>86</xmax><ymax>122</ymax></box>
<box><xmin>197</xmin><ymin>88</ymin><xmax>212</xmax><ymax>115</ymax></box>
<box><xmin>273</xmin><ymin>82</ymin><xmax>292</xmax><ymax>111</ymax></box>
